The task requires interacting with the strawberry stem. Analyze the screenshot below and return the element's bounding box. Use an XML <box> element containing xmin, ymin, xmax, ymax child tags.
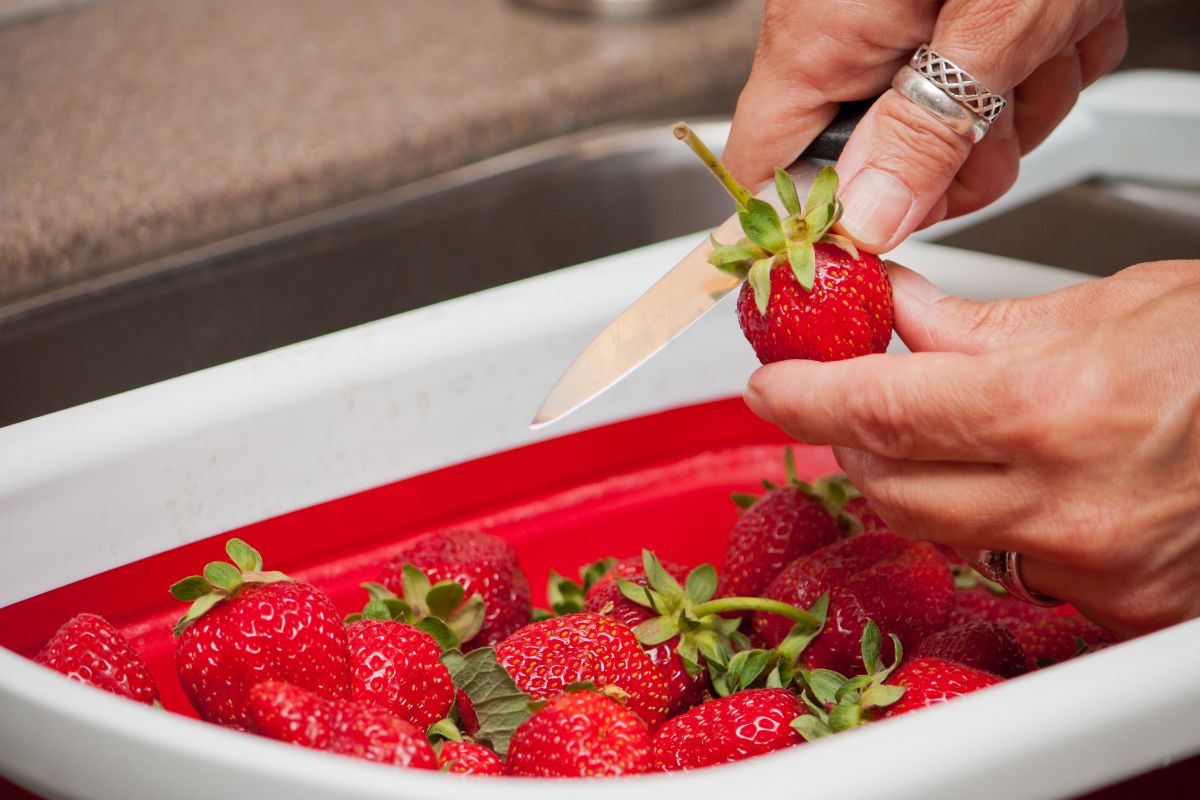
<box><xmin>690</xmin><ymin>597</ymin><xmax>819</xmax><ymax>628</ymax></box>
<box><xmin>673</xmin><ymin>122</ymin><xmax>752</xmax><ymax>210</ymax></box>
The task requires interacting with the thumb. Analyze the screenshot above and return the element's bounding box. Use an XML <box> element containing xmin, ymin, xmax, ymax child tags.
<box><xmin>890</xmin><ymin>260</ymin><xmax>1200</xmax><ymax>354</ymax></box>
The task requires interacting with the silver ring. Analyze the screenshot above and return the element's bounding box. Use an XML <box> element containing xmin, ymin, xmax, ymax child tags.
<box><xmin>971</xmin><ymin>549</ymin><xmax>1061</xmax><ymax>607</ymax></box>
<box><xmin>891</xmin><ymin>44</ymin><xmax>1007</xmax><ymax>143</ymax></box>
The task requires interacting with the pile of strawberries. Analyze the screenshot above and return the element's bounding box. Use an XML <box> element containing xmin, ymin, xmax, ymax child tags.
<box><xmin>31</xmin><ymin>452</ymin><xmax>1115</xmax><ymax>778</ymax></box>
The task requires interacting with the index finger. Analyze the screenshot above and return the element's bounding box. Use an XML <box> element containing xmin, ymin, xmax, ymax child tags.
<box><xmin>744</xmin><ymin>350</ymin><xmax>1025</xmax><ymax>462</ymax></box>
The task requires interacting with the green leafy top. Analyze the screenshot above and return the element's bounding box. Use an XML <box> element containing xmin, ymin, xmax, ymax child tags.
<box><xmin>342</xmin><ymin>566</ymin><xmax>486</xmax><ymax>651</ymax></box>
<box><xmin>619</xmin><ymin>549</ymin><xmax>826</xmax><ymax>692</ymax></box>
<box><xmin>441</xmin><ymin>647</ymin><xmax>536</xmax><ymax>758</ymax></box>
<box><xmin>538</xmin><ymin>557</ymin><xmax>617</xmax><ymax>618</ymax></box>
<box><xmin>790</xmin><ymin>620</ymin><xmax>906</xmax><ymax>741</ymax></box>
<box><xmin>674</xmin><ymin>123</ymin><xmax>860</xmax><ymax>315</ymax></box>
<box><xmin>169</xmin><ymin>538</ymin><xmax>291</xmax><ymax>636</ymax></box>
<box><xmin>733</xmin><ymin>447</ymin><xmax>867</xmax><ymax>534</ymax></box>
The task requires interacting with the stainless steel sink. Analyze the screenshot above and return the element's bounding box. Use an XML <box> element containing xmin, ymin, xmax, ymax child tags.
<box><xmin>2</xmin><ymin>117</ymin><xmax>1199</xmax><ymax>428</ymax></box>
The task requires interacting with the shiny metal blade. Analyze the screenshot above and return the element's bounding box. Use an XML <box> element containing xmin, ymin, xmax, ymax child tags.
<box><xmin>531</xmin><ymin>159</ymin><xmax>824</xmax><ymax>429</ymax></box>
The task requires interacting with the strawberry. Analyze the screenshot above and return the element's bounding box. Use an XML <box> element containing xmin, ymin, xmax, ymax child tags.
<box><xmin>380</xmin><ymin>529</ymin><xmax>531</xmax><ymax>648</ymax></box>
<box><xmin>718</xmin><ymin>454</ymin><xmax>858</xmax><ymax>600</ymax></box>
<box><xmin>345</xmin><ymin>619</ymin><xmax>455</xmax><ymax>728</ymax></box>
<box><xmin>755</xmin><ymin>532</ymin><xmax>955</xmax><ymax>674</ymax></box>
<box><xmin>882</xmin><ymin>657</ymin><xmax>1004</xmax><ymax>717</ymax></box>
<box><xmin>911</xmin><ymin>620</ymin><xmax>1027</xmax><ymax>678</ymax></box>
<box><xmin>34</xmin><ymin>613</ymin><xmax>160</xmax><ymax>705</ymax></box>
<box><xmin>493</xmin><ymin>612</ymin><xmax>670</xmax><ymax>727</ymax></box>
<box><xmin>842</xmin><ymin>495</ymin><xmax>892</xmax><ymax>535</ymax></box>
<box><xmin>171</xmin><ymin>538</ymin><xmax>351</xmax><ymax>729</ymax></box>
<box><xmin>583</xmin><ymin>556</ymin><xmax>707</xmax><ymax>716</ymax></box>
<box><xmin>676</xmin><ymin>123</ymin><xmax>893</xmax><ymax>364</ymax></box>
<box><xmin>653</xmin><ymin>688</ymin><xmax>807</xmax><ymax>771</ymax></box>
<box><xmin>606</xmin><ymin>551</ymin><xmax>825</xmax><ymax>703</ymax></box>
<box><xmin>505</xmin><ymin>691</ymin><xmax>653</xmax><ymax>778</ymax></box>
<box><xmin>248</xmin><ymin>680</ymin><xmax>436</xmax><ymax>769</ymax></box>
<box><xmin>438</xmin><ymin>740</ymin><xmax>505</xmax><ymax>775</ymax></box>
<box><xmin>949</xmin><ymin>587</ymin><xmax>1115</xmax><ymax>670</ymax></box>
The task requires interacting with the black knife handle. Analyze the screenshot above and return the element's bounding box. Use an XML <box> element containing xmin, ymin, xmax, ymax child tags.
<box><xmin>795</xmin><ymin>98</ymin><xmax>876</xmax><ymax>162</ymax></box>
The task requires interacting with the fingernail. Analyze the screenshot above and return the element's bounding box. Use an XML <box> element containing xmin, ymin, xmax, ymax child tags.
<box><xmin>839</xmin><ymin>168</ymin><xmax>914</xmax><ymax>249</ymax></box>
<box><xmin>743</xmin><ymin>380</ymin><xmax>776</xmax><ymax>425</ymax></box>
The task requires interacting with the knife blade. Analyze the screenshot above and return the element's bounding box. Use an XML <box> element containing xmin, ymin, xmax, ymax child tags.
<box><xmin>531</xmin><ymin>102</ymin><xmax>870</xmax><ymax>429</ymax></box>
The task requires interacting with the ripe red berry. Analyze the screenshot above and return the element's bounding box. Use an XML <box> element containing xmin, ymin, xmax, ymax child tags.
<box><xmin>346</xmin><ymin>619</ymin><xmax>455</xmax><ymax>728</ymax></box>
<box><xmin>883</xmin><ymin>657</ymin><xmax>1004</xmax><ymax>717</ymax></box>
<box><xmin>34</xmin><ymin>613</ymin><xmax>160</xmax><ymax>705</ymax></box>
<box><xmin>494</xmin><ymin>612</ymin><xmax>670</xmax><ymax>728</ymax></box>
<box><xmin>506</xmin><ymin>691</ymin><xmax>653</xmax><ymax>778</ymax></box>
<box><xmin>248</xmin><ymin>680</ymin><xmax>436</xmax><ymax>769</ymax></box>
<box><xmin>381</xmin><ymin>529</ymin><xmax>531</xmax><ymax>648</ymax></box>
<box><xmin>736</xmin><ymin>243</ymin><xmax>893</xmax><ymax>364</ymax></box>
<box><xmin>653</xmin><ymin>688</ymin><xmax>807</xmax><ymax>771</ymax></box>
<box><xmin>171</xmin><ymin>540</ymin><xmax>351</xmax><ymax>729</ymax></box>
<box><xmin>912</xmin><ymin>620</ymin><xmax>1027</xmax><ymax>678</ymax></box>
<box><xmin>438</xmin><ymin>740</ymin><xmax>505</xmax><ymax>776</ymax></box>
<box><xmin>755</xmin><ymin>532</ymin><xmax>955</xmax><ymax>674</ymax></box>
<box><xmin>585</xmin><ymin>557</ymin><xmax>707</xmax><ymax>716</ymax></box>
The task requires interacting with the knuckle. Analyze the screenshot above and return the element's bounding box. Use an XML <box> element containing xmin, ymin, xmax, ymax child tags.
<box><xmin>870</xmin><ymin>95</ymin><xmax>972</xmax><ymax>183</ymax></box>
<box><xmin>847</xmin><ymin>379</ymin><xmax>914</xmax><ymax>458</ymax></box>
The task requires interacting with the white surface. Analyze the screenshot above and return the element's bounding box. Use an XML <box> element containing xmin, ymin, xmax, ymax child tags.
<box><xmin>2</xmin><ymin>71</ymin><xmax>1199</xmax><ymax>800</ymax></box>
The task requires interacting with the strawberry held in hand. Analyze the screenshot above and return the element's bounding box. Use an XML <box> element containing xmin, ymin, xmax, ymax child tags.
<box><xmin>676</xmin><ymin>123</ymin><xmax>893</xmax><ymax>364</ymax></box>
<box><xmin>172</xmin><ymin>538</ymin><xmax>351</xmax><ymax>729</ymax></box>
<box><xmin>35</xmin><ymin>613</ymin><xmax>160</xmax><ymax>705</ymax></box>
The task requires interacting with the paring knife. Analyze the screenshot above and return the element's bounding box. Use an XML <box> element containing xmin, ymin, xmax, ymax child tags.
<box><xmin>530</xmin><ymin>102</ymin><xmax>870</xmax><ymax>429</ymax></box>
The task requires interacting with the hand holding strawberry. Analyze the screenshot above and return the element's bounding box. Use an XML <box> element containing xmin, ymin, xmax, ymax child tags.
<box><xmin>745</xmin><ymin>261</ymin><xmax>1200</xmax><ymax>636</ymax></box>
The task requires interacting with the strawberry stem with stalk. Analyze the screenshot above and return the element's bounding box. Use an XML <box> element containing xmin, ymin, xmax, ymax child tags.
<box><xmin>674</xmin><ymin>122</ymin><xmax>860</xmax><ymax>313</ymax></box>
<box><xmin>169</xmin><ymin>538</ymin><xmax>291</xmax><ymax>636</ymax></box>
<box><xmin>343</xmin><ymin>565</ymin><xmax>486</xmax><ymax>651</ymax></box>
<box><xmin>619</xmin><ymin>550</ymin><xmax>826</xmax><ymax>692</ymax></box>
<box><xmin>732</xmin><ymin>447</ymin><xmax>867</xmax><ymax>534</ymax></box>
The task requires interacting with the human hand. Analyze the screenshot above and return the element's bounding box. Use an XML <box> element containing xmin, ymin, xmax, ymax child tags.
<box><xmin>723</xmin><ymin>0</ymin><xmax>1128</xmax><ymax>252</ymax></box>
<box><xmin>742</xmin><ymin>260</ymin><xmax>1200</xmax><ymax>637</ymax></box>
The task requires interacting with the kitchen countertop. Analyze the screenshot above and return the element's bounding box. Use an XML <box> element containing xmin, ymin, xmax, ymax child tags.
<box><xmin>0</xmin><ymin>0</ymin><xmax>761</xmax><ymax>305</ymax></box>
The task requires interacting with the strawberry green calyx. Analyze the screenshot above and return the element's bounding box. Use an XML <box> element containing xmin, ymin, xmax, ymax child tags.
<box><xmin>169</xmin><ymin>538</ymin><xmax>290</xmax><ymax>636</ymax></box>
<box><xmin>733</xmin><ymin>448</ymin><xmax>867</xmax><ymax>533</ymax></box>
<box><xmin>674</xmin><ymin>122</ymin><xmax>860</xmax><ymax>313</ymax></box>
<box><xmin>441</xmin><ymin>647</ymin><xmax>535</xmax><ymax>758</ymax></box>
<box><xmin>540</xmin><ymin>557</ymin><xmax>617</xmax><ymax>618</ymax></box>
<box><xmin>343</xmin><ymin>565</ymin><xmax>486</xmax><ymax>651</ymax></box>
<box><xmin>791</xmin><ymin>620</ymin><xmax>905</xmax><ymax>741</ymax></box>
<box><xmin>620</xmin><ymin>550</ymin><xmax>824</xmax><ymax>684</ymax></box>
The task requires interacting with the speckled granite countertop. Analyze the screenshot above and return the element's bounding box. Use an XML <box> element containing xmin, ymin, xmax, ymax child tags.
<box><xmin>0</xmin><ymin>0</ymin><xmax>760</xmax><ymax>304</ymax></box>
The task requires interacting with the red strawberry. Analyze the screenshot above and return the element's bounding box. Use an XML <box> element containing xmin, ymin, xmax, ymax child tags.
<box><xmin>172</xmin><ymin>539</ymin><xmax>351</xmax><ymax>729</ymax></box>
<box><xmin>676</xmin><ymin>123</ymin><xmax>892</xmax><ymax>364</ymax></box>
<box><xmin>949</xmin><ymin>587</ymin><xmax>1115</xmax><ymax>670</ymax></box>
<box><xmin>653</xmin><ymin>688</ymin><xmax>807</xmax><ymax>771</ymax></box>
<box><xmin>882</xmin><ymin>657</ymin><xmax>1004</xmax><ymax>717</ymax></box>
<box><xmin>735</xmin><ymin>243</ymin><xmax>893</xmax><ymax>363</ymax></box>
<box><xmin>718</xmin><ymin>461</ymin><xmax>857</xmax><ymax>600</ymax></box>
<box><xmin>584</xmin><ymin>557</ymin><xmax>707</xmax><ymax>716</ymax></box>
<box><xmin>842</xmin><ymin>496</ymin><xmax>892</xmax><ymax>535</ymax></box>
<box><xmin>248</xmin><ymin>680</ymin><xmax>436</xmax><ymax>769</ymax></box>
<box><xmin>438</xmin><ymin>740</ymin><xmax>505</xmax><ymax>775</ymax></box>
<box><xmin>912</xmin><ymin>621</ymin><xmax>1027</xmax><ymax>678</ymax></box>
<box><xmin>454</xmin><ymin>689</ymin><xmax>480</xmax><ymax>737</ymax></box>
<box><xmin>34</xmin><ymin>613</ymin><xmax>160</xmax><ymax>705</ymax></box>
<box><xmin>345</xmin><ymin>619</ymin><xmax>454</xmax><ymax>728</ymax></box>
<box><xmin>494</xmin><ymin>612</ymin><xmax>670</xmax><ymax>727</ymax></box>
<box><xmin>505</xmin><ymin>691</ymin><xmax>653</xmax><ymax>778</ymax></box>
<box><xmin>381</xmin><ymin>529</ymin><xmax>531</xmax><ymax>648</ymax></box>
<box><xmin>755</xmin><ymin>532</ymin><xmax>955</xmax><ymax>674</ymax></box>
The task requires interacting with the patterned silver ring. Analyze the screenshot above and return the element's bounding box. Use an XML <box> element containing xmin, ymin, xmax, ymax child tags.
<box><xmin>891</xmin><ymin>44</ymin><xmax>1007</xmax><ymax>143</ymax></box>
<box><xmin>971</xmin><ymin>549</ymin><xmax>1062</xmax><ymax>607</ymax></box>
